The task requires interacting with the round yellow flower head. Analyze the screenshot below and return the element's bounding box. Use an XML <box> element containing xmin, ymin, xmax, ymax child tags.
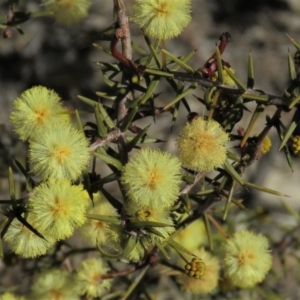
<box><xmin>31</xmin><ymin>269</ymin><xmax>79</xmax><ymax>300</ymax></box>
<box><xmin>222</xmin><ymin>230</ymin><xmax>272</xmax><ymax>288</ymax></box>
<box><xmin>174</xmin><ymin>219</ymin><xmax>206</xmax><ymax>251</ymax></box>
<box><xmin>291</xmin><ymin>135</ymin><xmax>300</xmax><ymax>155</ymax></box>
<box><xmin>131</xmin><ymin>0</ymin><xmax>192</xmax><ymax>40</ymax></box>
<box><xmin>29</xmin><ymin>123</ymin><xmax>90</xmax><ymax>181</ymax></box>
<box><xmin>0</xmin><ymin>292</ymin><xmax>26</xmax><ymax>300</ymax></box>
<box><xmin>121</xmin><ymin>148</ymin><xmax>182</xmax><ymax>208</ymax></box>
<box><xmin>260</xmin><ymin>135</ymin><xmax>272</xmax><ymax>154</ymax></box>
<box><xmin>177</xmin><ymin>248</ymin><xmax>220</xmax><ymax>294</ymax></box>
<box><xmin>177</xmin><ymin>117</ymin><xmax>229</xmax><ymax>172</ymax></box>
<box><xmin>10</xmin><ymin>86</ymin><xmax>69</xmax><ymax>141</ymax></box>
<box><xmin>75</xmin><ymin>258</ymin><xmax>112</xmax><ymax>298</ymax></box>
<box><xmin>28</xmin><ymin>179</ymin><xmax>87</xmax><ymax>240</ymax></box>
<box><xmin>4</xmin><ymin>215</ymin><xmax>55</xmax><ymax>258</ymax></box>
<box><xmin>43</xmin><ymin>0</ymin><xmax>91</xmax><ymax>25</ymax></box>
<box><xmin>80</xmin><ymin>193</ymin><xmax>117</xmax><ymax>245</ymax></box>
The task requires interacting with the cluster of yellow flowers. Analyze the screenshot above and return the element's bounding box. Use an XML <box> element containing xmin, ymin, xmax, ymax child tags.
<box><xmin>1</xmin><ymin>0</ymin><xmax>277</xmax><ymax>297</ymax></box>
<box><xmin>8</xmin><ymin>86</ymin><xmax>112</xmax><ymax>298</ymax></box>
<box><xmin>102</xmin><ymin>148</ymin><xmax>182</xmax><ymax>262</ymax></box>
<box><xmin>9</xmin><ymin>86</ymin><xmax>90</xmax><ymax>257</ymax></box>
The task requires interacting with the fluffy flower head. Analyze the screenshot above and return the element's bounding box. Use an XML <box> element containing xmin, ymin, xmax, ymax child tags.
<box><xmin>177</xmin><ymin>117</ymin><xmax>229</xmax><ymax>172</ymax></box>
<box><xmin>10</xmin><ymin>86</ymin><xmax>68</xmax><ymax>141</ymax></box>
<box><xmin>131</xmin><ymin>0</ymin><xmax>192</xmax><ymax>40</ymax></box>
<box><xmin>43</xmin><ymin>0</ymin><xmax>91</xmax><ymax>25</ymax></box>
<box><xmin>4</xmin><ymin>216</ymin><xmax>55</xmax><ymax>258</ymax></box>
<box><xmin>121</xmin><ymin>148</ymin><xmax>182</xmax><ymax>208</ymax></box>
<box><xmin>222</xmin><ymin>230</ymin><xmax>272</xmax><ymax>288</ymax></box>
<box><xmin>31</xmin><ymin>269</ymin><xmax>79</xmax><ymax>300</ymax></box>
<box><xmin>29</xmin><ymin>123</ymin><xmax>90</xmax><ymax>180</ymax></box>
<box><xmin>75</xmin><ymin>258</ymin><xmax>112</xmax><ymax>298</ymax></box>
<box><xmin>0</xmin><ymin>292</ymin><xmax>26</xmax><ymax>300</ymax></box>
<box><xmin>28</xmin><ymin>179</ymin><xmax>87</xmax><ymax>240</ymax></box>
<box><xmin>174</xmin><ymin>219</ymin><xmax>206</xmax><ymax>251</ymax></box>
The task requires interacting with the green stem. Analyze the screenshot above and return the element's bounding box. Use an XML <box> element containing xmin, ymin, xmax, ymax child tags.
<box><xmin>121</xmin><ymin>264</ymin><xmax>150</xmax><ymax>300</ymax></box>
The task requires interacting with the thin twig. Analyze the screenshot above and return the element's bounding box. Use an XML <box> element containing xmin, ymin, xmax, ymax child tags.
<box><xmin>113</xmin><ymin>0</ymin><xmax>134</xmax><ymax>164</ymax></box>
<box><xmin>113</xmin><ymin>0</ymin><xmax>134</xmax><ymax>124</ymax></box>
<box><xmin>89</xmin><ymin>128</ymin><xmax>123</xmax><ymax>152</ymax></box>
<box><xmin>180</xmin><ymin>172</ymin><xmax>205</xmax><ymax>195</ymax></box>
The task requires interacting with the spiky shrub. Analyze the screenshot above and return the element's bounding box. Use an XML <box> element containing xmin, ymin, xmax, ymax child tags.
<box><xmin>1</xmin><ymin>0</ymin><xmax>300</xmax><ymax>299</ymax></box>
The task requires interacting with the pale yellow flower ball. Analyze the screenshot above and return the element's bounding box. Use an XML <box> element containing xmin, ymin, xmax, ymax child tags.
<box><xmin>222</xmin><ymin>230</ymin><xmax>272</xmax><ymax>288</ymax></box>
<box><xmin>177</xmin><ymin>117</ymin><xmax>229</xmax><ymax>172</ymax></box>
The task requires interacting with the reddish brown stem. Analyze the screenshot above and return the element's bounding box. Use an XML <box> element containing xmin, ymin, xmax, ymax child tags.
<box><xmin>110</xmin><ymin>33</ymin><xmax>133</xmax><ymax>69</ymax></box>
<box><xmin>199</xmin><ymin>32</ymin><xmax>231</xmax><ymax>78</ymax></box>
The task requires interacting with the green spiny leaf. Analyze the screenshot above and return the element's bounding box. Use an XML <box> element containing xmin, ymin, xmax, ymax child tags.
<box><xmin>240</xmin><ymin>104</ymin><xmax>265</xmax><ymax>147</ymax></box>
<box><xmin>247</xmin><ymin>51</ymin><xmax>254</xmax><ymax>89</ymax></box>
<box><xmin>223</xmin><ymin>160</ymin><xmax>244</xmax><ymax>186</ymax></box>
<box><xmin>126</xmin><ymin>125</ymin><xmax>150</xmax><ymax>152</ymax></box>
<box><xmin>144</xmin><ymin>36</ymin><xmax>162</xmax><ymax>69</ymax></box>
<box><xmin>92</xmin><ymin>149</ymin><xmax>123</xmax><ymax>170</ymax></box>
<box><xmin>77</xmin><ymin>95</ymin><xmax>97</xmax><ymax>106</ymax></box>
<box><xmin>224</xmin><ymin>66</ymin><xmax>246</xmax><ymax>92</ymax></box>
<box><xmin>167</xmin><ymin>238</ymin><xmax>196</xmax><ymax>257</ymax></box>
<box><xmin>161</xmin><ymin>49</ymin><xmax>194</xmax><ymax>74</ymax></box>
<box><xmin>86</xmin><ymin>214</ymin><xmax>121</xmax><ymax>224</ymax></box>
<box><xmin>96</xmin><ymin>102</ymin><xmax>115</xmax><ymax>129</ymax></box>
<box><xmin>244</xmin><ymin>181</ymin><xmax>288</xmax><ymax>197</ymax></box>
<box><xmin>279</xmin><ymin>108</ymin><xmax>300</xmax><ymax>151</ymax></box>
<box><xmin>170</xmin><ymin>50</ymin><xmax>197</xmax><ymax>72</ymax></box>
<box><xmin>94</xmin><ymin>105</ymin><xmax>107</xmax><ymax>138</ymax></box>
<box><xmin>164</xmin><ymin>82</ymin><xmax>198</xmax><ymax>109</ymax></box>
<box><xmin>8</xmin><ymin>167</ymin><xmax>16</xmax><ymax>209</ymax></box>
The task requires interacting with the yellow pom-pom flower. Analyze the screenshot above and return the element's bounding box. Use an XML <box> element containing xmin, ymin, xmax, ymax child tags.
<box><xmin>75</xmin><ymin>258</ymin><xmax>112</xmax><ymax>298</ymax></box>
<box><xmin>291</xmin><ymin>135</ymin><xmax>300</xmax><ymax>155</ymax></box>
<box><xmin>29</xmin><ymin>123</ymin><xmax>90</xmax><ymax>181</ymax></box>
<box><xmin>177</xmin><ymin>117</ymin><xmax>229</xmax><ymax>172</ymax></box>
<box><xmin>31</xmin><ymin>269</ymin><xmax>79</xmax><ymax>300</ymax></box>
<box><xmin>254</xmin><ymin>134</ymin><xmax>272</xmax><ymax>154</ymax></box>
<box><xmin>222</xmin><ymin>230</ymin><xmax>272</xmax><ymax>288</ymax></box>
<box><xmin>0</xmin><ymin>292</ymin><xmax>26</xmax><ymax>300</ymax></box>
<box><xmin>4</xmin><ymin>216</ymin><xmax>55</xmax><ymax>258</ymax></box>
<box><xmin>79</xmin><ymin>193</ymin><xmax>117</xmax><ymax>245</ymax></box>
<box><xmin>260</xmin><ymin>135</ymin><xmax>272</xmax><ymax>154</ymax></box>
<box><xmin>177</xmin><ymin>248</ymin><xmax>220</xmax><ymax>294</ymax></box>
<box><xmin>43</xmin><ymin>0</ymin><xmax>91</xmax><ymax>25</ymax></box>
<box><xmin>131</xmin><ymin>0</ymin><xmax>192</xmax><ymax>40</ymax></box>
<box><xmin>10</xmin><ymin>86</ymin><xmax>69</xmax><ymax>141</ymax></box>
<box><xmin>174</xmin><ymin>219</ymin><xmax>206</xmax><ymax>251</ymax></box>
<box><xmin>28</xmin><ymin>179</ymin><xmax>87</xmax><ymax>240</ymax></box>
<box><xmin>121</xmin><ymin>148</ymin><xmax>182</xmax><ymax>208</ymax></box>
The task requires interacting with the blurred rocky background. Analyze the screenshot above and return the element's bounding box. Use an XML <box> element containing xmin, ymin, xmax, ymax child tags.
<box><xmin>1</xmin><ymin>1</ymin><xmax>300</xmax><ymax>212</ymax></box>
<box><xmin>1</xmin><ymin>0</ymin><xmax>300</xmax><ymax>297</ymax></box>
